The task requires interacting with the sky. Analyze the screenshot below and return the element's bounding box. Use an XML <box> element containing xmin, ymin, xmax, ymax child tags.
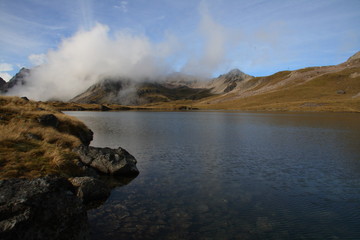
<box><xmin>0</xmin><ymin>0</ymin><xmax>359</xmax><ymax>98</ymax></box>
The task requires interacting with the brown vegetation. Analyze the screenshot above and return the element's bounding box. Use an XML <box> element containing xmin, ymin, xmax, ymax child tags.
<box><xmin>192</xmin><ymin>65</ymin><xmax>360</xmax><ymax>112</ymax></box>
<box><xmin>0</xmin><ymin>96</ymin><xmax>91</xmax><ymax>179</ymax></box>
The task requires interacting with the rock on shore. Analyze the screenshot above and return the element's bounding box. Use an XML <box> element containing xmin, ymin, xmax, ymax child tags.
<box><xmin>0</xmin><ymin>176</ymin><xmax>88</xmax><ymax>240</ymax></box>
<box><xmin>74</xmin><ymin>145</ymin><xmax>139</xmax><ymax>176</ymax></box>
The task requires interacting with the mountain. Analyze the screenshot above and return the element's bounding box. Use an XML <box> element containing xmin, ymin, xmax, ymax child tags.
<box><xmin>70</xmin><ymin>69</ymin><xmax>253</xmax><ymax>105</ymax></box>
<box><xmin>205</xmin><ymin>69</ymin><xmax>253</xmax><ymax>94</ymax></box>
<box><xmin>0</xmin><ymin>77</ymin><xmax>6</xmax><ymax>92</ymax></box>
<box><xmin>0</xmin><ymin>68</ymin><xmax>30</xmax><ymax>93</ymax></box>
<box><xmin>4</xmin><ymin>52</ymin><xmax>360</xmax><ymax>112</ymax></box>
<box><xmin>194</xmin><ymin>51</ymin><xmax>360</xmax><ymax>112</ymax></box>
<box><xmin>347</xmin><ymin>51</ymin><xmax>360</xmax><ymax>62</ymax></box>
<box><xmin>70</xmin><ymin>75</ymin><xmax>213</xmax><ymax>105</ymax></box>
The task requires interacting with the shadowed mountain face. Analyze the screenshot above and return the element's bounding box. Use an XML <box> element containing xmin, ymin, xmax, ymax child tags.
<box><xmin>70</xmin><ymin>76</ymin><xmax>214</xmax><ymax>105</ymax></box>
<box><xmin>0</xmin><ymin>68</ymin><xmax>30</xmax><ymax>93</ymax></box>
<box><xmin>0</xmin><ymin>77</ymin><xmax>6</xmax><ymax>92</ymax></box>
<box><xmin>70</xmin><ymin>69</ymin><xmax>253</xmax><ymax>105</ymax></box>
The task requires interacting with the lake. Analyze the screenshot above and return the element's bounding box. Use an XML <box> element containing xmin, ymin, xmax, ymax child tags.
<box><xmin>66</xmin><ymin>111</ymin><xmax>360</xmax><ymax>240</ymax></box>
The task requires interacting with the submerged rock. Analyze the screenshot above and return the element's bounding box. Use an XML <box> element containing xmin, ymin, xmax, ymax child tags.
<box><xmin>74</xmin><ymin>145</ymin><xmax>139</xmax><ymax>176</ymax></box>
<box><xmin>0</xmin><ymin>176</ymin><xmax>88</xmax><ymax>240</ymax></box>
<box><xmin>69</xmin><ymin>177</ymin><xmax>110</xmax><ymax>205</ymax></box>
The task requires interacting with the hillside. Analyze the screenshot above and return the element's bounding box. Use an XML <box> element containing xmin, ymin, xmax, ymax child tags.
<box><xmin>2</xmin><ymin>52</ymin><xmax>360</xmax><ymax>112</ymax></box>
<box><xmin>0</xmin><ymin>68</ymin><xmax>30</xmax><ymax>93</ymax></box>
<box><xmin>70</xmin><ymin>69</ymin><xmax>253</xmax><ymax>105</ymax></box>
<box><xmin>70</xmin><ymin>52</ymin><xmax>360</xmax><ymax>112</ymax></box>
<box><xmin>70</xmin><ymin>76</ymin><xmax>214</xmax><ymax>105</ymax></box>
<box><xmin>0</xmin><ymin>96</ymin><xmax>93</xmax><ymax>179</ymax></box>
<box><xmin>190</xmin><ymin>51</ymin><xmax>360</xmax><ymax>112</ymax></box>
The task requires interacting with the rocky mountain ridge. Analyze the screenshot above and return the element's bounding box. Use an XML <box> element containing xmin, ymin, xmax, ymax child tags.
<box><xmin>0</xmin><ymin>68</ymin><xmax>30</xmax><ymax>93</ymax></box>
<box><xmin>70</xmin><ymin>68</ymin><xmax>253</xmax><ymax>105</ymax></box>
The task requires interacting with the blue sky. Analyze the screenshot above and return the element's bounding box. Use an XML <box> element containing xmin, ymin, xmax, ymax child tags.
<box><xmin>0</xmin><ymin>0</ymin><xmax>360</xmax><ymax>81</ymax></box>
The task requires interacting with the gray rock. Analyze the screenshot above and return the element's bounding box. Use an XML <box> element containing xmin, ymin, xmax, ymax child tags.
<box><xmin>69</xmin><ymin>177</ymin><xmax>110</xmax><ymax>204</ymax></box>
<box><xmin>37</xmin><ymin>114</ymin><xmax>59</xmax><ymax>128</ymax></box>
<box><xmin>74</xmin><ymin>145</ymin><xmax>139</xmax><ymax>176</ymax></box>
<box><xmin>337</xmin><ymin>90</ymin><xmax>346</xmax><ymax>94</ymax></box>
<box><xmin>0</xmin><ymin>176</ymin><xmax>88</xmax><ymax>240</ymax></box>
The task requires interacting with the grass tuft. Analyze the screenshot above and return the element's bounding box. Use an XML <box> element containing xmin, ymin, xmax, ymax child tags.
<box><xmin>0</xmin><ymin>96</ymin><xmax>91</xmax><ymax>179</ymax></box>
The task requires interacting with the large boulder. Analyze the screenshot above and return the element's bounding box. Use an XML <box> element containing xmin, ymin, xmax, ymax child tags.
<box><xmin>74</xmin><ymin>145</ymin><xmax>139</xmax><ymax>176</ymax></box>
<box><xmin>69</xmin><ymin>177</ymin><xmax>110</xmax><ymax>205</ymax></box>
<box><xmin>0</xmin><ymin>176</ymin><xmax>88</xmax><ymax>240</ymax></box>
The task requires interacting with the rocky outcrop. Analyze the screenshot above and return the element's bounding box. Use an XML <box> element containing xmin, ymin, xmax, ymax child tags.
<box><xmin>0</xmin><ymin>176</ymin><xmax>88</xmax><ymax>240</ymax></box>
<box><xmin>74</xmin><ymin>145</ymin><xmax>139</xmax><ymax>176</ymax></box>
<box><xmin>69</xmin><ymin>177</ymin><xmax>110</xmax><ymax>205</ymax></box>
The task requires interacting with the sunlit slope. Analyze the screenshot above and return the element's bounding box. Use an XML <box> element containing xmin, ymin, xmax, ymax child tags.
<box><xmin>194</xmin><ymin>57</ymin><xmax>360</xmax><ymax>112</ymax></box>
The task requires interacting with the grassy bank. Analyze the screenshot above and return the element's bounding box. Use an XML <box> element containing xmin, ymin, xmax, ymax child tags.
<box><xmin>0</xmin><ymin>96</ymin><xmax>92</xmax><ymax>179</ymax></box>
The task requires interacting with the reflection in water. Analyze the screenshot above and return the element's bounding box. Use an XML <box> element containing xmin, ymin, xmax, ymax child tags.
<box><xmin>66</xmin><ymin>111</ymin><xmax>360</xmax><ymax>240</ymax></box>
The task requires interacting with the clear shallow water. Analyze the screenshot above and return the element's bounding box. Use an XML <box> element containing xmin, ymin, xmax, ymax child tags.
<box><xmin>66</xmin><ymin>111</ymin><xmax>360</xmax><ymax>240</ymax></box>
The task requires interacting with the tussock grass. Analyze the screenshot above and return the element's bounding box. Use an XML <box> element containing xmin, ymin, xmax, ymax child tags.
<box><xmin>0</xmin><ymin>96</ymin><xmax>89</xmax><ymax>179</ymax></box>
<box><xmin>193</xmin><ymin>66</ymin><xmax>360</xmax><ymax>112</ymax></box>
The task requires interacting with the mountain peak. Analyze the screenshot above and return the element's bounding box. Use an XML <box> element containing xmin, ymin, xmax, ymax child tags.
<box><xmin>218</xmin><ymin>68</ymin><xmax>253</xmax><ymax>82</ymax></box>
<box><xmin>228</xmin><ymin>68</ymin><xmax>243</xmax><ymax>75</ymax></box>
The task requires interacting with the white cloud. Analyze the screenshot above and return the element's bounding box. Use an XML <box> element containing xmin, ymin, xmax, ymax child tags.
<box><xmin>0</xmin><ymin>72</ymin><xmax>12</xmax><ymax>81</ymax></box>
<box><xmin>28</xmin><ymin>54</ymin><xmax>47</xmax><ymax>66</ymax></box>
<box><xmin>115</xmin><ymin>1</ymin><xmax>128</xmax><ymax>13</ymax></box>
<box><xmin>181</xmin><ymin>1</ymin><xmax>231</xmax><ymax>77</ymax></box>
<box><xmin>0</xmin><ymin>63</ymin><xmax>13</xmax><ymax>72</ymax></box>
<box><xmin>13</xmin><ymin>23</ymin><xmax>174</xmax><ymax>101</ymax></box>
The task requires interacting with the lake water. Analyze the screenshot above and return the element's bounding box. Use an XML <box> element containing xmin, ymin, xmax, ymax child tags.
<box><xmin>66</xmin><ymin>111</ymin><xmax>360</xmax><ymax>240</ymax></box>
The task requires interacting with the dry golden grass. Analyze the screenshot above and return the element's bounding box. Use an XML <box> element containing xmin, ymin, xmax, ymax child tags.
<box><xmin>0</xmin><ymin>96</ymin><xmax>88</xmax><ymax>179</ymax></box>
<box><xmin>192</xmin><ymin>66</ymin><xmax>360</xmax><ymax>112</ymax></box>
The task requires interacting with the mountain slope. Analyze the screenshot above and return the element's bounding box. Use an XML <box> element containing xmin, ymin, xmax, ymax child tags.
<box><xmin>0</xmin><ymin>68</ymin><xmax>30</xmax><ymax>93</ymax></box>
<box><xmin>204</xmin><ymin>69</ymin><xmax>253</xmax><ymax>94</ymax></box>
<box><xmin>70</xmin><ymin>77</ymin><xmax>213</xmax><ymax>105</ymax></box>
<box><xmin>70</xmin><ymin>69</ymin><xmax>252</xmax><ymax>105</ymax></box>
<box><xmin>194</xmin><ymin>52</ymin><xmax>360</xmax><ymax>111</ymax></box>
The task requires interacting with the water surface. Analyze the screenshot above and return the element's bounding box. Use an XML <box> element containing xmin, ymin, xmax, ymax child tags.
<box><xmin>66</xmin><ymin>111</ymin><xmax>360</xmax><ymax>240</ymax></box>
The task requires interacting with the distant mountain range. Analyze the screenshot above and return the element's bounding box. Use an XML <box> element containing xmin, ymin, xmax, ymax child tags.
<box><xmin>195</xmin><ymin>51</ymin><xmax>360</xmax><ymax>111</ymax></box>
<box><xmin>70</xmin><ymin>69</ymin><xmax>253</xmax><ymax>105</ymax></box>
<box><xmin>2</xmin><ymin>51</ymin><xmax>360</xmax><ymax>111</ymax></box>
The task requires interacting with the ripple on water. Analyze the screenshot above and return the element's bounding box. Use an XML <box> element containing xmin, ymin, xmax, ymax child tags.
<box><xmin>66</xmin><ymin>111</ymin><xmax>360</xmax><ymax>240</ymax></box>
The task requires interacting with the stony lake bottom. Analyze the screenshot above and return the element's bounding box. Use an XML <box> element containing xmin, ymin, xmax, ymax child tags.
<box><xmin>66</xmin><ymin>111</ymin><xmax>360</xmax><ymax>240</ymax></box>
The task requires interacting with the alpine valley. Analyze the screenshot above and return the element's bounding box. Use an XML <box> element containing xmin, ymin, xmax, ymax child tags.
<box><xmin>2</xmin><ymin>51</ymin><xmax>360</xmax><ymax>112</ymax></box>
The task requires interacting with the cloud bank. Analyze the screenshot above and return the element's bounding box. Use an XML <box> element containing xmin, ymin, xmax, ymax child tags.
<box><xmin>11</xmin><ymin>2</ymin><xmax>237</xmax><ymax>101</ymax></box>
<box><xmin>181</xmin><ymin>2</ymin><xmax>230</xmax><ymax>76</ymax></box>
<box><xmin>13</xmin><ymin>24</ymin><xmax>175</xmax><ymax>100</ymax></box>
